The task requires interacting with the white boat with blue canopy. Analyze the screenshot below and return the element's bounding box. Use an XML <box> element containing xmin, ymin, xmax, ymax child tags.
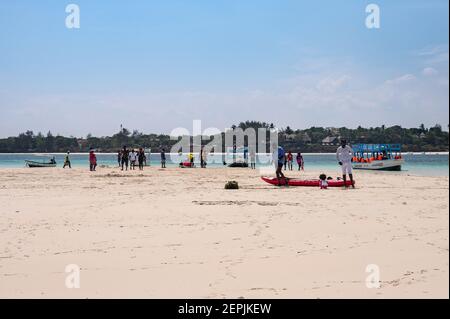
<box><xmin>352</xmin><ymin>144</ymin><xmax>404</xmax><ymax>171</ymax></box>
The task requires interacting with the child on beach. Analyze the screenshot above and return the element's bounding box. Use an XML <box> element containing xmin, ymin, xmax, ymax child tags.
<box><xmin>89</xmin><ymin>150</ymin><xmax>97</xmax><ymax>171</ymax></box>
<box><xmin>319</xmin><ymin>174</ymin><xmax>328</xmax><ymax>189</ymax></box>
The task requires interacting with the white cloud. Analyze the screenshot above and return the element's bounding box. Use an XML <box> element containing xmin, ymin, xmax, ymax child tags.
<box><xmin>1</xmin><ymin>50</ymin><xmax>449</xmax><ymax>137</ymax></box>
<box><xmin>385</xmin><ymin>74</ymin><xmax>416</xmax><ymax>85</ymax></box>
<box><xmin>422</xmin><ymin>67</ymin><xmax>438</xmax><ymax>76</ymax></box>
<box><xmin>415</xmin><ymin>44</ymin><xmax>449</xmax><ymax>66</ymax></box>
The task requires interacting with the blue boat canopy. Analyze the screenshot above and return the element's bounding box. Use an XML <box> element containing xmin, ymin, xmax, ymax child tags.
<box><xmin>352</xmin><ymin>144</ymin><xmax>402</xmax><ymax>154</ymax></box>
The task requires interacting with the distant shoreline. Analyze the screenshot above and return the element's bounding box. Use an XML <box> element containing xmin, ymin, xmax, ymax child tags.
<box><xmin>0</xmin><ymin>152</ymin><xmax>449</xmax><ymax>156</ymax></box>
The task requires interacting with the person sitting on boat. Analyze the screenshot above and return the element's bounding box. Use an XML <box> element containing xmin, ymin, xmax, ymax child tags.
<box><xmin>63</xmin><ymin>152</ymin><xmax>71</xmax><ymax>168</ymax></box>
<box><xmin>336</xmin><ymin>139</ymin><xmax>355</xmax><ymax>189</ymax></box>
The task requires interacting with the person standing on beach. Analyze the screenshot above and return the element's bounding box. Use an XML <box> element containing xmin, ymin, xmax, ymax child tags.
<box><xmin>336</xmin><ymin>139</ymin><xmax>355</xmax><ymax>189</ymax></box>
<box><xmin>89</xmin><ymin>149</ymin><xmax>97</xmax><ymax>171</ymax></box>
<box><xmin>287</xmin><ymin>151</ymin><xmax>294</xmax><ymax>171</ymax></box>
<box><xmin>273</xmin><ymin>145</ymin><xmax>287</xmax><ymax>185</ymax></box>
<box><xmin>296</xmin><ymin>152</ymin><xmax>304</xmax><ymax>171</ymax></box>
<box><xmin>63</xmin><ymin>151</ymin><xmax>71</xmax><ymax>168</ymax></box>
<box><xmin>161</xmin><ymin>148</ymin><xmax>166</xmax><ymax>168</ymax></box>
<box><xmin>188</xmin><ymin>152</ymin><xmax>194</xmax><ymax>167</ymax></box>
<box><xmin>249</xmin><ymin>147</ymin><xmax>256</xmax><ymax>169</ymax></box>
<box><xmin>138</xmin><ymin>148</ymin><xmax>145</xmax><ymax>170</ymax></box>
<box><xmin>200</xmin><ymin>146</ymin><xmax>208</xmax><ymax>168</ymax></box>
<box><xmin>129</xmin><ymin>149</ymin><xmax>137</xmax><ymax>170</ymax></box>
<box><xmin>117</xmin><ymin>150</ymin><xmax>122</xmax><ymax>167</ymax></box>
<box><xmin>121</xmin><ymin>146</ymin><xmax>129</xmax><ymax>171</ymax></box>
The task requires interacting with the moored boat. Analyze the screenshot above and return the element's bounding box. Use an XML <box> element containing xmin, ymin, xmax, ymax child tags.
<box><xmin>25</xmin><ymin>158</ymin><xmax>57</xmax><ymax>168</ymax></box>
<box><xmin>352</xmin><ymin>144</ymin><xmax>404</xmax><ymax>171</ymax></box>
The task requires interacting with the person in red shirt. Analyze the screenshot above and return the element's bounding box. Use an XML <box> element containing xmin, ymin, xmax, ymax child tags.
<box><xmin>287</xmin><ymin>151</ymin><xmax>294</xmax><ymax>171</ymax></box>
<box><xmin>89</xmin><ymin>149</ymin><xmax>97</xmax><ymax>171</ymax></box>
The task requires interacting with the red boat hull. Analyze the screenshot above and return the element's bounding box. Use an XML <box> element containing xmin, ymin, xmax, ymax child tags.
<box><xmin>261</xmin><ymin>176</ymin><xmax>354</xmax><ymax>187</ymax></box>
<box><xmin>180</xmin><ymin>161</ymin><xmax>194</xmax><ymax>168</ymax></box>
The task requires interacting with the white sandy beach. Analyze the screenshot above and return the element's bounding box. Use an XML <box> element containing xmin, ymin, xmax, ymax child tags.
<box><xmin>0</xmin><ymin>166</ymin><xmax>448</xmax><ymax>298</ymax></box>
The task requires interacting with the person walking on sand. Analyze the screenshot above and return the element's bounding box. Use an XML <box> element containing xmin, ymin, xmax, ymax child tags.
<box><xmin>336</xmin><ymin>139</ymin><xmax>355</xmax><ymax>189</ymax></box>
<box><xmin>138</xmin><ymin>148</ymin><xmax>145</xmax><ymax>171</ymax></box>
<box><xmin>296</xmin><ymin>152</ymin><xmax>304</xmax><ymax>171</ymax></box>
<box><xmin>121</xmin><ymin>146</ymin><xmax>129</xmax><ymax>171</ymax></box>
<box><xmin>287</xmin><ymin>151</ymin><xmax>294</xmax><ymax>171</ymax></box>
<box><xmin>63</xmin><ymin>151</ymin><xmax>71</xmax><ymax>168</ymax></box>
<box><xmin>89</xmin><ymin>149</ymin><xmax>97</xmax><ymax>171</ymax></box>
<box><xmin>161</xmin><ymin>148</ymin><xmax>166</xmax><ymax>168</ymax></box>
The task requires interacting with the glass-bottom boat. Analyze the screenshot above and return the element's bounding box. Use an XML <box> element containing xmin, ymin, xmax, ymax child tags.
<box><xmin>352</xmin><ymin>144</ymin><xmax>404</xmax><ymax>171</ymax></box>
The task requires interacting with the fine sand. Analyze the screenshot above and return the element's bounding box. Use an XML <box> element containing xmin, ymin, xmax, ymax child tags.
<box><xmin>0</xmin><ymin>166</ymin><xmax>448</xmax><ymax>298</ymax></box>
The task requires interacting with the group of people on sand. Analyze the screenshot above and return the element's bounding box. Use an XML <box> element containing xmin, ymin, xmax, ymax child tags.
<box><xmin>117</xmin><ymin>147</ymin><xmax>146</xmax><ymax>171</ymax></box>
<box><xmin>281</xmin><ymin>151</ymin><xmax>304</xmax><ymax>171</ymax></box>
<box><xmin>275</xmin><ymin>139</ymin><xmax>355</xmax><ymax>189</ymax></box>
<box><xmin>62</xmin><ymin>150</ymin><xmax>97</xmax><ymax>171</ymax></box>
<box><xmin>76</xmin><ymin>139</ymin><xmax>355</xmax><ymax>191</ymax></box>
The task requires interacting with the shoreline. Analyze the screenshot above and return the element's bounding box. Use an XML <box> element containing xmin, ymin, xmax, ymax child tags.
<box><xmin>1</xmin><ymin>152</ymin><xmax>449</xmax><ymax>155</ymax></box>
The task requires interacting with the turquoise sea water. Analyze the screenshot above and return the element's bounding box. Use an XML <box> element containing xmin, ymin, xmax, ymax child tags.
<box><xmin>0</xmin><ymin>153</ymin><xmax>448</xmax><ymax>177</ymax></box>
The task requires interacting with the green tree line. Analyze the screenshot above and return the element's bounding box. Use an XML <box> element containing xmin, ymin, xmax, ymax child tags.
<box><xmin>0</xmin><ymin>123</ymin><xmax>448</xmax><ymax>153</ymax></box>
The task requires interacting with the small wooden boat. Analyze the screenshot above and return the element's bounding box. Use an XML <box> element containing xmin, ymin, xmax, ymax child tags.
<box><xmin>228</xmin><ymin>161</ymin><xmax>249</xmax><ymax>168</ymax></box>
<box><xmin>25</xmin><ymin>159</ymin><xmax>57</xmax><ymax>168</ymax></box>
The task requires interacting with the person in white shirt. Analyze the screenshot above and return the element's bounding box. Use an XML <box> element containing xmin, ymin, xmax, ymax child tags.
<box><xmin>129</xmin><ymin>150</ymin><xmax>137</xmax><ymax>170</ymax></box>
<box><xmin>336</xmin><ymin>139</ymin><xmax>355</xmax><ymax>188</ymax></box>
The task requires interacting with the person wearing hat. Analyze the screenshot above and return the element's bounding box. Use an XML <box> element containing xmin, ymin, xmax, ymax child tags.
<box><xmin>336</xmin><ymin>139</ymin><xmax>355</xmax><ymax>188</ymax></box>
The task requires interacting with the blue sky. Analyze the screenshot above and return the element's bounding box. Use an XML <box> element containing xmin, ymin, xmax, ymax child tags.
<box><xmin>0</xmin><ymin>0</ymin><xmax>448</xmax><ymax>137</ymax></box>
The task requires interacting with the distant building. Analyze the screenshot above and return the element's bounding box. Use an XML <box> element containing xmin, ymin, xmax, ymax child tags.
<box><xmin>301</xmin><ymin>133</ymin><xmax>312</xmax><ymax>144</ymax></box>
<box><xmin>322</xmin><ymin>136</ymin><xmax>339</xmax><ymax>146</ymax></box>
<box><xmin>326</xmin><ymin>127</ymin><xmax>340</xmax><ymax>135</ymax></box>
<box><xmin>419</xmin><ymin>132</ymin><xmax>427</xmax><ymax>139</ymax></box>
<box><xmin>285</xmin><ymin>133</ymin><xmax>297</xmax><ymax>141</ymax></box>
